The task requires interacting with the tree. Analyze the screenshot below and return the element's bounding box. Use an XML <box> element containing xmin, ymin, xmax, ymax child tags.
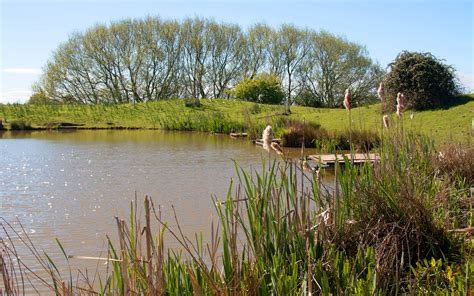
<box><xmin>229</xmin><ymin>74</ymin><xmax>284</xmax><ymax>105</ymax></box>
<box><xmin>270</xmin><ymin>25</ymin><xmax>310</xmax><ymax>113</ymax></box>
<box><xmin>28</xmin><ymin>89</ymin><xmax>53</xmax><ymax>104</ymax></box>
<box><xmin>180</xmin><ymin>18</ymin><xmax>211</xmax><ymax>99</ymax></box>
<box><xmin>384</xmin><ymin>51</ymin><xmax>459</xmax><ymax>110</ymax></box>
<box><xmin>207</xmin><ymin>22</ymin><xmax>246</xmax><ymax>98</ymax></box>
<box><xmin>245</xmin><ymin>24</ymin><xmax>272</xmax><ymax>78</ymax></box>
<box><xmin>297</xmin><ymin>31</ymin><xmax>383</xmax><ymax>108</ymax></box>
<box><xmin>294</xmin><ymin>88</ymin><xmax>323</xmax><ymax>108</ymax></box>
<box><xmin>36</xmin><ymin>17</ymin><xmax>382</xmax><ymax>106</ymax></box>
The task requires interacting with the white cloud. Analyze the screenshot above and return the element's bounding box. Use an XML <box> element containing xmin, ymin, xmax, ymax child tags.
<box><xmin>458</xmin><ymin>72</ymin><xmax>474</xmax><ymax>93</ymax></box>
<box><xmin>0</xmin><ymin>90</ymin><xmax>31</xmax><ymax>104</ymax></box>
<box><xmin>3</xmin><ymin>68</ymin><xmax>42</xmax><ymax>75</ymax></box>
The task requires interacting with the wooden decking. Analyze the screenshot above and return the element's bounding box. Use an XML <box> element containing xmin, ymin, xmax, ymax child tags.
<box><xmin>308</xmin><ymin>153</ymin><xmax>379</xmax><ymax>165</ymax></box>
<box><xmin>230</xmin><ymin>132</ymin><xmax>248</xmax><ymax>138</ymax></box>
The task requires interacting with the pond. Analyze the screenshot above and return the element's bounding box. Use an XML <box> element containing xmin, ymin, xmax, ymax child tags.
<box><xmin>0</xmin><ymin>130</ymin><xmax>330</xmax><ymax>291</ymax></box>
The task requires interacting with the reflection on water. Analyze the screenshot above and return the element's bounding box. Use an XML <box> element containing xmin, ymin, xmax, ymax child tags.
<box><xmin>0</xmin><ymin>130</ymin><xmax>330</xmax><ymax>292</ymax></box>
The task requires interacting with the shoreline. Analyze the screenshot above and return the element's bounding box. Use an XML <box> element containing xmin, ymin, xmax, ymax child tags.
<box><xmin>1</xmin><ymin>97</ymin><xmax>473</xmax><ymax>144</ymax></box>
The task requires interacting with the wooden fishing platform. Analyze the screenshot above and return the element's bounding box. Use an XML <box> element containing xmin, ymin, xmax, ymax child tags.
<box><xmin>308</xmin><ymin>153</ymin><xmax>379</xmax><ymax>166</ymax></box>
<box><xmin>230</xmin><ymin>132</ymin><xmax>248</xmax><ymax>138</ymax></box>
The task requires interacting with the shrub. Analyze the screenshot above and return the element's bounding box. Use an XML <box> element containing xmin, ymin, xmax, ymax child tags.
<box><xmin>229</xmin><ymin>74</ymin><xmax>285</xmax><ymax>104</ymax></box>
<box><xmin>280</xmin><ymin>120</ymin><xmax>381</xmax><ymax>150</ymax></box>
<box><xmin>9</xmin><ymin>120</ymin><xmax>32</xmax><ymax>130</ymax></box>
<box><xmin>281</xmin><ymin>119</ymin><xmax>328</xmax><ymax>147</ymax></box>
<box><xmin>28</xmin><ymin>90</ymin><xmax>55</xmax><ymax>105</ymax></box>
<box><xmin>435</xmin><ymin>144</ymin><xmax>474</xmax><ymax>185</ymax></box>
<box><xmin>248</xmin><ymin>103</ymin><xmax>262</xmax><ymax>114</ymax></box>
<box><xmin>294</xmin><ymin>88</ymin><xmax>324</xmax><ymax>108</ymax></box>
<box><xmin>183</xmin><ymin>98</ymin><xmax>201</xmax><ymax>108</ymax></box>
<box><xmin>338</xmin><ymin>134</ymin><xmax>464</xmax><ymax>291</ymax></box>
<box><xmin>384</xmin><ymin>51</ymin><xmax>459</xmax><ymax>110</ymax></box>
<box><xmin>330</xmin><ymin>130</ymin><xmax>381</xmax><ymax>151</ymax></box>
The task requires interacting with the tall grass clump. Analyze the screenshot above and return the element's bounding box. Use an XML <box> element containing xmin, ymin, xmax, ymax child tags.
<box><xmin>1</xmin><ymin>132</ymin><xmax>472</xmax><ymax>295</ymax></box>
<box><xmin>280</xmin><ymin>119</ymin><xmax>380</xmax><ymax>152</ymax></box>
<box><xmin>435</xmin><ymin>143</ymin><xmax>474</xmax><ymax>185</ymax></box>
<box><xmin>280</xmin><ymin>119</ymin><xmax>328</xmax><ymax>147</ymax></box>
<box><xmin>8</xmin><ymin>120</ymin><xmax>33</xmax><ymax>130</ymax></box>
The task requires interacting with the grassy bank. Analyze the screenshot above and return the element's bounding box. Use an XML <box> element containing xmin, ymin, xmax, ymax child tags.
<box><xmin>0</xmin><ymin>95</ymin><xmax>473</xmax><ymax>144</ymax></box>
<box><xmin>1</xmin><ymin>132</ymin><xmax>473</xmax><ymax>294</ymax></box>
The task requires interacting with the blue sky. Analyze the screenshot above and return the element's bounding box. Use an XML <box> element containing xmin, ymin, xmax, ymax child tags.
<box><xmin>0</xmin><ymin>0</ymin><xmax>472</xmax><ymax>103</ymax></box>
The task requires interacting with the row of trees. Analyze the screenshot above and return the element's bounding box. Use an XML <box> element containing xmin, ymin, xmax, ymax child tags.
<box><xmin>36</xmin><ymin>17</ymin><xmax>384</xmax><ymax>108</ymax></box>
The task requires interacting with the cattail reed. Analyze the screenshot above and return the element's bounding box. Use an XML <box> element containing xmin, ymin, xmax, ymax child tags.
<box><xmin>396</xmin><ymin>93</ymin><xmax>405</xmax><ymax>136</ymax></box>
<box><xmin>396</xmin><ymin>92</ymin><xmax>404</xmax><ymax>118</ymax></box>
<box><xmin>383</xmin><ymin>115</ymin><xmax>389</xmax><ymax>128</ymax></box>
<box><xmin>262</xmin><ymin>125</ymin><xmax>273</xmax><ymax>152</ymax></box>
<box><xmin>396</xmin><ymin>104</ymin><xmax>403</xmax><ymax>118</ymax></box>
<box><xmin>344</xmin><ymin>88</ymin><xmax>354</xmax><ymax>167</ymax></box>
<box><xmin>396</xmin><ymin>92</ymin><xmax>404</xmax><ymax>108</ymax></box>
<box><xmin>377</xmin><ymin>82</ymin><xmax>384</xmax><ymax>101</ymax></box>
<box><xmin>343</xmin><ymin>88</ymin><xmax>351</xmax><ymax>111</ymax></box>
<box><xmin>262</xmin><ymin>125</ymin><xmax>273</xmax><ymax>170</ymax></box>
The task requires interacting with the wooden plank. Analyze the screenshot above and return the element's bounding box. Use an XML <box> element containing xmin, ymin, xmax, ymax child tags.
<box><xmin>308</xmin><ymin>153</ymin><xmax>379</xmax><ymax>165</ymax></box>
<box><xmin>230</xmin><ymin>132</ymin><xmax>248</xmax><ymax>138</ymax></box>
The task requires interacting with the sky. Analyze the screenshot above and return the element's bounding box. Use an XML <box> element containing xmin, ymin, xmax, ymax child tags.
<box><xmin>0</xmin><ymin>0</ymin><xmax>473</xmax><ymax>103</ymax></box>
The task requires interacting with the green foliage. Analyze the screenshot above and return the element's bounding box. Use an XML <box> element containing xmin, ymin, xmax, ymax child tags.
<box><xmin>280</xmin><ymin>119</ymin><xmax>380</xmax><ymax>150</ymax></box>
<box><xmin>329</xmin><ymin>129</ymin><xmax>381</xmax><ymax>151</ymax></box>
<box><xmin>410</xmin><ymin>257</ymin><xmax>473</xmax><ymax>295</ymax></box>
<box><xmin>384</xmin><ymin>51</ymin><xmax>460</xmax><ymax>110</ymax></box>
<box><xmin>183</xmin><ymin>98</ymin><xmax>201</xmax><ymax>108</ymax></box>
<box><xmin>281</xmin><ymin>119</ymin><xmax>327</xmax><ymax>147</ymax></box>
<box><xmin>36</xmin><ymin>17</ymin><xmax>381</xmax><ymax>105</ymax></box>
<box><xmin>298</xmin><ymin>31</ymin><xmax>384</xmax><ymax>108</ymax></box>
<box><xmin>294</xmin><ymin>88</ymin><xmax>324</xmax><ymax>108</ymax></box>
<box><xmin>9</xmin><ymin>120</ymin><xmax>32</xmax><ymax>130</ymax></box>
<box><xmin>28</xmin><ymin>90</ymin><xmax>54</xmax><ymax>105</ymax></box>
<box><xmin>247</xmin><ymin>103</ymin><xmax>262</xmax><ymax>114</ymax></box>
<box><xmin>229</xmin><ymin>74</ymin><xmax>285</xmax><ymax>104</ymax></box>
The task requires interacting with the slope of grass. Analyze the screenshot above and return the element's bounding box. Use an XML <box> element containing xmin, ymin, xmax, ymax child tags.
<box><xmin>0</xmin><ymin>94</ymin><xmax>472</xmax><ymax>144</ymax></box>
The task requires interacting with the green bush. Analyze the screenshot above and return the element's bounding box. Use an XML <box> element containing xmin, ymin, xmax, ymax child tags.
<box><xmin>9</xmin><ymin>120</ymin><xmax>32</xmax><ymax>130</ymax></box>
<box><xmin>281</xmin><ymin>119</ymin><xmax>327</xmax><ymax>147</ymax></box>
<box><xmin>384</xmin><ymin>51</ymin><xmax>459</xmax><ymax>110</ymax></box>
<box><xmin>229</xmin><ymin>74</ymin><xmax>285</xmax><ymax>104</ymax></box>
<box><xmin>280</xmin><ymin>120</ymin><xmax>381</xmax><ymax>150</ymax></box>
<box><xmin>330</xmin><ymin>129</ymin><xmax>381</xmax><ymax>151</ymax></box>
<box><xmin>183</xmin><ymin>98</ymin><xmax>201</xmax><ymax>108</ymax></box>
<box><xmin>294</xmin><ymin>88</ymin><xmax>324</xmax><ymax>108</ymax></box>
<box><xmin>28</xmin><ymin>90</ymin><xmax>55</xmax><ymax>105</ymax></box>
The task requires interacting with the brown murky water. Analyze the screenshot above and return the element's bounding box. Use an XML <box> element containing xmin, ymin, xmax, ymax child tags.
<box><xmin>0</xmin><ymin>130</ymin><xmax>329</xmax><ymax>293</ymax></box>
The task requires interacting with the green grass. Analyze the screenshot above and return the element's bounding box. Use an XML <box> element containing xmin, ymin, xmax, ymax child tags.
<box><xmin>0</xmin><ymin>94</ymin><xmax>473</xmax><ymax>144</ymax></box>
